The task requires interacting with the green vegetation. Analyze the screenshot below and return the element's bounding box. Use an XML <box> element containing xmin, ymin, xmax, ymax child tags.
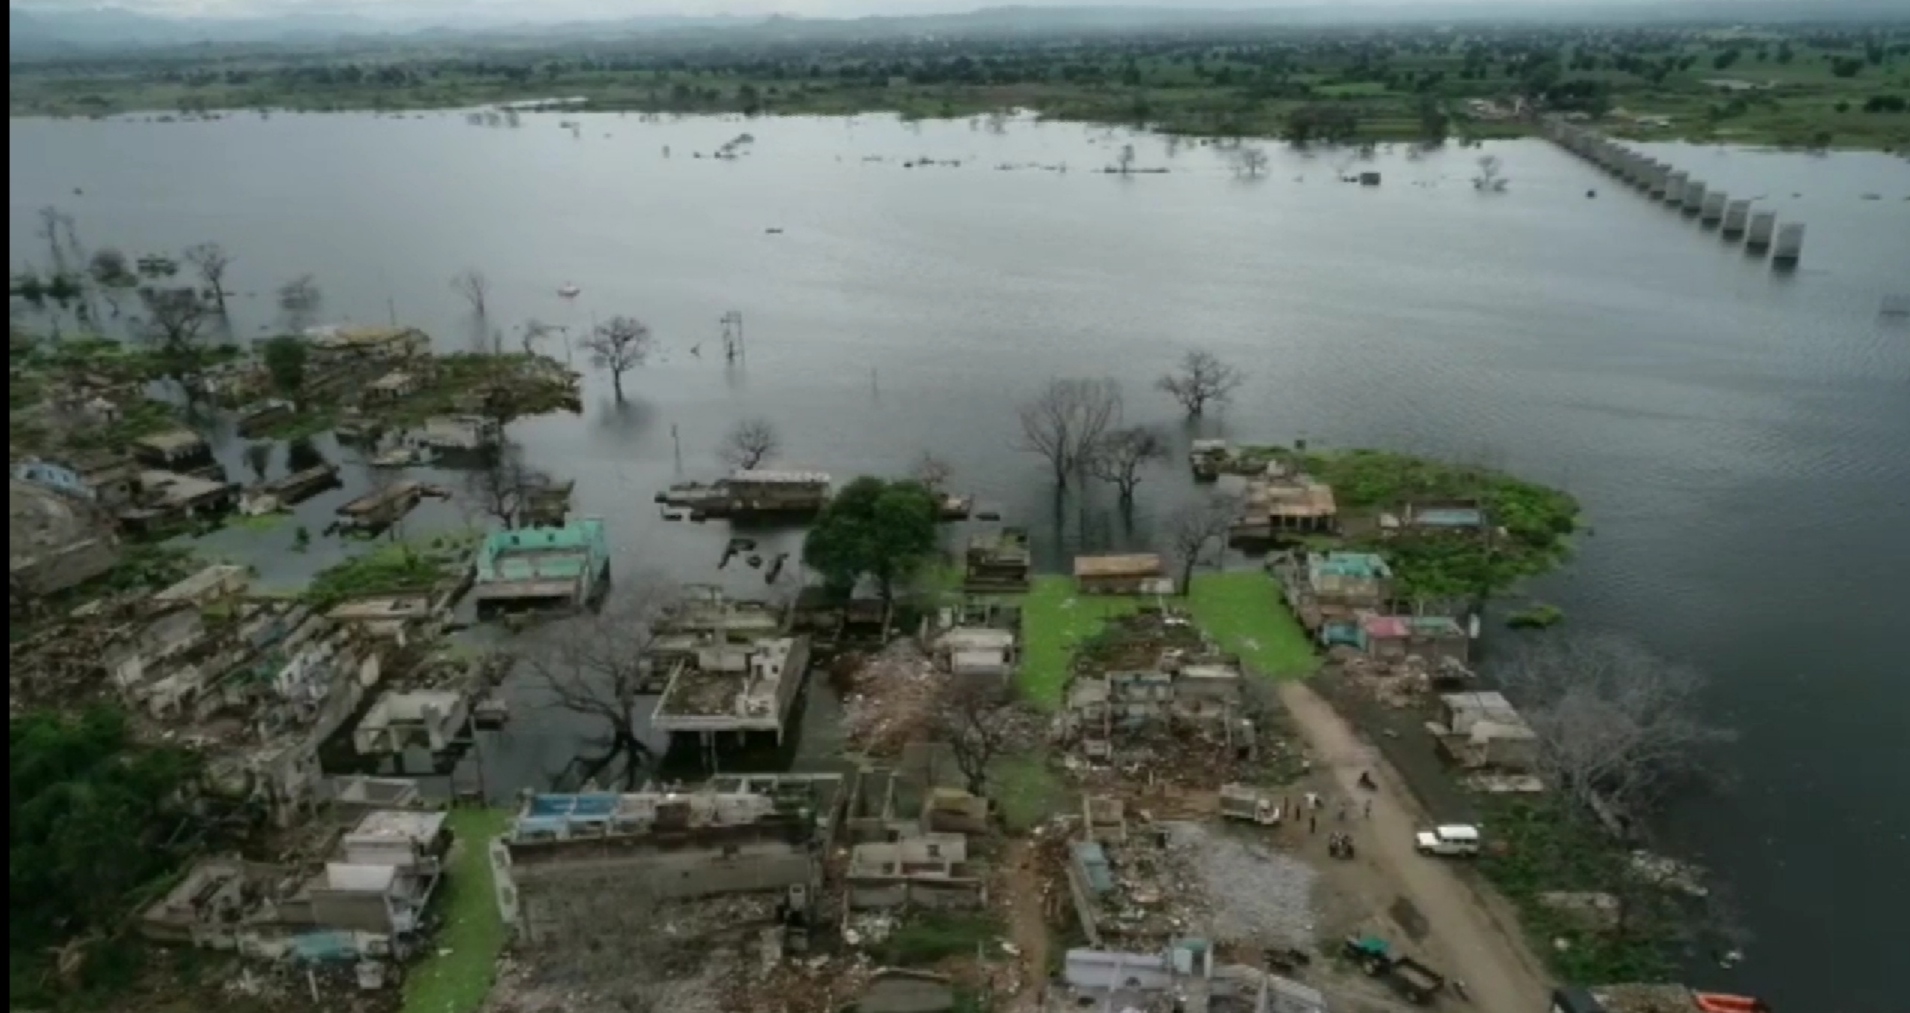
<box><xmin>9</xmin><ymin>24</ymin><xmax>1905</xmax><ymax>149</ymax></box>
<box><xmin>803</xmin><ymin>477</ymin><xmax>940</xmax><ymax>603</ymax></box>
<box><xmin>1294</xmin><ymin>448</ymin><xmax>1581</xmax><ymax>599</ymax></box>
<box><xmin>259</xmin><ymin>334</ymin><xmax>307</xmax><ymax>394</ymax></box>
<box><xmin>1507</xmin><ymin>603</ymin><xmax>1566</xmax><ymax>629</ymax></box>
<box><xmin>991</xmin><ymin>753</ymin><xmax>1070</xmax><ymax>833</ymax></box>
<box><xmin>10</xmin><ymin>707</ymin><xmax>203</xmax><ymax>1009</ymax></box>
<box><xmin>304</xmin><ymin>541</ymin><xmax>456</xmax><ymax>610</ymax></box>
<box><xmin>1184</xmin><ymin>571</ymin><xmax>1317</xmax><ymax>678</ymax></box>
<box><xmin>1012</xmin><ymin>576</ymin><xmax>1137</xmax><ymax>709</ymax></box>
<box><xmin>402</xmin><ymin>808</ymin><xmax>512</xmax><ymax>1013</ymax></box>
<box><xmin>1479</xmin><ymin>797</ymin><xmax>1680</xmax><ymax>983</ymax></box>
<box><xmin>875</xmin><ymin>910</ymin><xmax>1003</xmax><ymax>967</ymax></box>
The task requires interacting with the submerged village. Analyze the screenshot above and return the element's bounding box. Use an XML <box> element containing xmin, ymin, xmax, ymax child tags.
<box><xmin>11</xmin><ymin>303</ymin><xmax>1756</xmax><ymax>1013</ymax></box>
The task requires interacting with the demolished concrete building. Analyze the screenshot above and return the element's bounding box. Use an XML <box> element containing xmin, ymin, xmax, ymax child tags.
<box><xmin>1435</xmin><ymin>691</ymin><xmax>1541</xmax><ymax>771</ymax></box>
<box><xmin>652</xmin><ymin>635</ymin><xmax>811</xmax><ymax>753</ymax></box>
<box><xmin>1062</xmin><ymin>652</ymin><xmax>1254</xmax><ymax>761</ymax></box>
<box><xmin>848</xmin><ymin>831</ymin><xmax>983</xmax><ymax>910</ymax></box>
<box><xmin>490</xmin><ymin>774</ymin><xmax>845</xmax><ymax>947</ymax></box>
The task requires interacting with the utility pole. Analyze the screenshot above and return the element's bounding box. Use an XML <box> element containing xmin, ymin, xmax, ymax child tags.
<box><xmin>720</xmin><ymin>310</ymin><xmax>744</xmax><ymax>363</ymax></box>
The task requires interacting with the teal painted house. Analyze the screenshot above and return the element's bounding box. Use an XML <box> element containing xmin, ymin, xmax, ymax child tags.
<box><xmin>472</xmin><ymin>517</ymin><xmax>609</xmax><ymax>613</ymax></box>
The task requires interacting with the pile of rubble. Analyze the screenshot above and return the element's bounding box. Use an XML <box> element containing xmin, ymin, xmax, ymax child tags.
<box><xmin>1164</xmin><ymin>821</ymin><xmax>1318</xmax><ymax>948</ymax></box>
<box><xmin>1333</xmin><ymin>652</ymin><xmax>1440</xmax><ymax>708</ymax></box>
<box><xmin>838</xmin><ymin>639</ymin><xmax>942</xmax><ymax>757</ymax></box>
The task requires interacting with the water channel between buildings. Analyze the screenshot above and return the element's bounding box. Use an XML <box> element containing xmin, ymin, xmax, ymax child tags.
<box><xmin>10</xmin><ymin>110</ymin><xmax>1910</xmax><ymax>1010</ymax></box>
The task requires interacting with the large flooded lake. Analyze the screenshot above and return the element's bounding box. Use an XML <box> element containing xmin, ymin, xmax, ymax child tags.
<box><xmin>10</xmin><ymin>111</ymin><xmax>1908</xmax><ymax>1010</ymax></box>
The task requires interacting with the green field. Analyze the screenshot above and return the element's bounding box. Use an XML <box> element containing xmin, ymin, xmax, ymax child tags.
<box><xmin>10</xmin><ymin>26</ymin><xmax>1905</xmax><ymax>150</ymax></box>
<box><xmin>403</xmin><ymin>808</ymin><xmax>511</xmax><ymax>1013</ymax></box>
<box><xmin>1011</xmin><ymin>571</ymin><xmax>1317</xmax><ymax>710</ymax></box>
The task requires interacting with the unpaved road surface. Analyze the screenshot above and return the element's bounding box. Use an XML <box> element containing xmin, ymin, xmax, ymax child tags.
<box><xmin>1277</xmin><ymin>679</ymin><xmax>1554</xmax><ymax>1012</ymax></box>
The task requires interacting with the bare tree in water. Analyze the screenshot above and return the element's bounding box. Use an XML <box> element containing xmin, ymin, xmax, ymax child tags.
<box><xmin>1017</xmin><ymin>377</ymin><xmax>1123</xmax><ymax>489</ymax></box>
<box><xmin>277</xmin><ymin>275</ymin><xmax>323</xmax><ymax>332</ymax></box>
<box><xmin>1156</xmin><ymin>350</ymin><xmax>1244</xmax><ymax>417</ymax></box>
<box><xmin>1496</xmin><ymin>634</ymin><xmax>1733</xmax><ymax>827</ymax></box>
<box><xmin>911</xmin><ymin>450</ymin><xmax>954</xmax><ymax>494</ymax></box>
<box><xmin>515</xmin><ymin>581</ymin><xmax>676</xmax><ymax>790</ymax></box>
<box><xmin>137</xmin><ymin>286</ymin><xmax>214</xmax><ymax>391</ymax></box>
<box><xmin>580</xmin><ymin>315</ymin><xmax>656</xmax><ymax>402</ymax></box>
<box><xmin>463</xmin><ymin>444</ymin><xmax>553</xmax><ymax>528</ymax></box>
<box><xmin>720</xmin><ymin>417</ymin><xmax>781</xmax><ymax>471</ymax></box>
<box><xmin>1235</xmin><ymin>146</ymin><xmax>1271</xmax><ymax>177</ymax></box>
<box><xmin>931</xmin><ymin>679</ymin><xmax>1017</xmax><ymax>798</ymax></box>
<box><xmin>450</xmin><ymin>268</ymin><xmax>491</xmax><ymax>319</ymax></box>
<box><xmin>1088</xmin><ymin>425</ymin><xmax>1168</xmax><ymax>503</ymax></box>
<box><xmin>1163</xmin><ymin>494</ymin><xmax>1240</xmax><ymax>592</ymax></box>
<box><xmin>183</xmin><ymin>242</ymin><xmax>233</xmax><ymax>315</ymax></box>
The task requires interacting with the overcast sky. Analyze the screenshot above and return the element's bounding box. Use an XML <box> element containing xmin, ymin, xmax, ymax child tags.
<box><xmin>18</xmin><ymin>0</ymin><xmax>1658</xmax><ymax>23</ymax></box>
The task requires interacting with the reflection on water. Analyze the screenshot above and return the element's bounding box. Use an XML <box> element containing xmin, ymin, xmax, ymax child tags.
<box><xmin>10</xmin><ymin>112</ymin><xmax>1910</xmax><ymax>1010</ymax></box>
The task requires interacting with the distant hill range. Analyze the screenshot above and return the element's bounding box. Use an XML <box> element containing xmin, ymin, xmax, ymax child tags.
<box><xmin>10</xmin><ymin>2</ymin><xmax>1909</xmax><ymax>59</ymax></box>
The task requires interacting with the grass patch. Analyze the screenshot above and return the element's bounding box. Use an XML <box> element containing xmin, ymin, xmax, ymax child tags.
<box><xmin>991</xmin><ymin>752</ymin><xmax>1070</xmax><ymax>832</ymax></box>
<box><xmin>225</xmin><ymin>512</ymin><xmax>290</xmax><ymax>533</ymax></box>
<box><xmin>304</xmin><ymin>541</ymin><xmax>456</xmax><ymax>610</ymax></box>
<box><xmin>402</xmin><ymin>808</ymin><xmax>511</xmax><ymax>1013</ymax></box>
<box><xmin>876</xmin><ymin>910</ymin><xmax>1003</xmax><ymax>967</ymax></box>
<box><xmin>1507</xmin><ymin>603</ymin><xmax>1565</xmax><ymax>630</ymax></box>
<box><xmin>1183</xmin><ymin>571</ymin><xmax>1318</xmax><ymax>679</ymax></box>
<box><xmin>1014</xmin><ymin>575</ymin><xmax>1137</xmax><ymax>710</ymax></box>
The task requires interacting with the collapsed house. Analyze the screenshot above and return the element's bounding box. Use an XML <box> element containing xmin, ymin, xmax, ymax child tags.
<box><xmin>1074</xmin><ymin>553</ymin><xmax>1174</xmax><ymax>596</ymax></box>
<box><xmin>9</xmin><ymin>476</ymin><xmax>120</xmax><ymax>596</ymax></box>
<box><xmin>644</xmin><ymin>586</ymin><xmax>787</xmax><ymax>693</ymax></box>
<box><xmin>1231</xmin><ymin>473</ymin><xmax>1338</xmax><ymax>540</ymax></box>
<box><xmin>925</xmin><ymin>600</ymin><xmax>1021</xmax><ymax>688</ymax></box>
<box><xmin>847</xmin><ymin>831</ymin><xmax>984</xmax><ymax>910</ymax></box>
<box><xmin>963</xmin><ymin>527</ymin><xmax>1031</xmax><ymax>593</ymax></box>
<box><xmin>139</xmin><ymin>808</ymin><xmax>451</xmax><ymax>968</ymax></box>
<box><xmin>651</xmin><ymin>635</ymin><xmax>811</xmax><ymax>755</ymax></box>
<box><xmin>1434</xmin><ymin>691</ymin><xmax>1541</xmax><ymax>772</ymax></box>
<box><xmin>1273</xmin><ymin>551</ymin><xmax>1395</xmax><ymax>633</ymax></box>
<box><xmin>1062</xmin><ymin>652</ymin><xmax>1255</xmax><ymax>761</ymax></box>
<box><xmin>1323</xmin><ymin>613</ymin><xmax>1470</xmax><ymax>665</ymax></box>
<box><xmin>120</xmin><ymin>469</ymin><xmax>238</xmax><ymax>531</ymax></box>
<box><xmin>471</xmin><ymin>517</ymin><xmax>610</xmax><ymax>614</ymax></box>
<box><xmin>489</xmin><ymin>774</ymin><xmax>845</xmax><ymax>948</ymax></box>
<box><xmin>1052</xmin><ymin>943</ymin><xmax>1327</xmax><ymax>1013</ymax></box>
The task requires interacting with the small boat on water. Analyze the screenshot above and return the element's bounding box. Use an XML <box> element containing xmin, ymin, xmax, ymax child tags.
<box><xmin>558</xmin><ymin>283</ymin><xmax>581</xmax><ymax>298</ymax></box>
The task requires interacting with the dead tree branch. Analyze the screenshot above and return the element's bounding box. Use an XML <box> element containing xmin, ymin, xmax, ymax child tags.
<box><xmin>580</xmin><ymin>315</ymin><xmax>655</xmax><ymax>402</ymax></box>
<box><xmin>450</xmin><ymin>268</ymin><xmax>491</xmax><ymax>319</ymax></box>
<box><xmin>1087</xmin><ymin>425</ymin><xmax>1168</xmax><ymax>502</ymax></box>
<box><xmin>183</xmin><ymin>242</ymin><xmax>232</xmax><ymax>315</ymax></box>
<box><xmin>1016</xmin><ymin>377</ymin><xmax>1123</xmax><ymax>488</ymax></box>
<box><xmin>720</xmin><ymin>417</ymin><xmax>781</xmax><ymax>471</ymax></box>
<box><xmin>932</xmin><ymin>680</ymin><xmax>1016</xmax><ymax>798</ymax></box>
<box><xmin>1156</xmin><ymin>350</ymin><xmax>1244</xmax><ymax>417</ymax></box>
<box><xmin>1163</xmin><ymin>494</ymin><xmax>1240</xmax><ymax>592</ymax></box>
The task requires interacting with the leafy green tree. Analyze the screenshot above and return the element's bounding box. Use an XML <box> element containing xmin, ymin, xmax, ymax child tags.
<box><xmin>261</xmin><ymin>335</ymin><xmax>308</xmax><ymax>394</ymax></box>
<box><xmin>10</xmin><ymin>708</ymin><xmax>201</xmax><ymax>1001</ymax></box>
<box><xmin>802</xmin><ymin>477</ymin><xmax>938</xmax><ymax>603</ymax></box>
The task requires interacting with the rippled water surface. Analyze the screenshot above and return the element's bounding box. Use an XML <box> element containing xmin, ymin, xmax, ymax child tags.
<box><xmin>11</xmin><ymin>112</ymin><xmax>1909</xmax><ymax>1010</ymax></box>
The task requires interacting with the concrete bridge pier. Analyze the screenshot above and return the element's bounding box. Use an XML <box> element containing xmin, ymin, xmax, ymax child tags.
<box><xmin>1772</xmin><ymin>224</ymin><xmax>1806</xmax><ymax>267</ymax></box>
<box><xmin>1746</xmin><ymin>211</ymin><xmax>1779</xmax><ymax>252</ymax></box>
<box><xmin>1721</xmin><ymin>200</ymin><xmax>1752</xmax><ymax>239</ymax></box>
<box><xmin>1664</xmin><ymin>171</ymin><xmax>1688</xmax><ymax>205</ymax></box>
<box><xmin>1700</xmin><ymin>191</ymin><xmax>1728</xmax><ymax>225</ymax></box>
<box><xmin>1682</xmin><ymin>180</ymin><xmax>1708</xmax><ymax>214</ymax></box>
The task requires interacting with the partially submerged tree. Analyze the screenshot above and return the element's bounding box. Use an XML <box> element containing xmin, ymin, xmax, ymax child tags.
<box><xmin>931</xmin><ymin>679</ymin><xmax>1017</xmax><ymax>798</ymax></box>
<box><xmin>1016</xmin><ymin>377</ymin><xmax>1123</xmax><ymax>488</ymax></box>
<box><xmin>1156</xmin><ymin>350</ymin><xmax>1244</xmax><ymax>417</ymax></box>
<box><xmin>137</xmin><ymin>286</ymin><xmax>213</xmax><ymax>388</ymax></box>
<box><xmin>802</xmin><ymin>477</ymin><xmax>939</xmax><ymax>604</ymax></box>
<box><xmin>910</xmin><ymin>450</ymin><xmax>954</xmax><ymax>494</ymax></box>
<box><xmin>1235</xmin><ymin>146</ymin><xmax>1270</xmax><ymax>177</ymax></box>
<box><xmin>1163</xmin><ymin>494</ymin><xmax>1240</xmax><ymax>592</ymax></box>
<box><xmin>1495</xmin><ymin>634</ymin><xmax>1733</xmax><ymax>826</ymax></box>
<box><xmin>1088</xmin><ymin>425</ymin><xmax>1168</xmax><ymax>503</ymax></box>
<box><xmin>1116</xmin><ymin>143</ymin><xmax>1137</xmax><ymax>174</ymax></box>
<box><xmin>515</xmin><ymin>583</ymin><xmax>676</xmax><ymax>790</ymax></box>
<box><xmin>286</xmin><ymin>435</ymin><xmax>326</xmax><ymax>474</ymax></box>
<box><xmin>720</xmin><ymin>417</ymin><xmax>781</xmax><ymax>471</ymax></box>
<box><xmin>580</xmin><ymin>315</ymin><xmax>655</xmax><ymax>402</ymax></box>
<box><xmin>183</xmin><ymin>242</ymin><xmax>232</xmax><ymax>314</ymax></box>
<box><xmin>464</xmin><ymin>444</ymin><xmax>554</xmax><ymax>528</ymax></box>
<box><xmin>276</xmin><ymin>274</ymin><xmax>322</xmax><ymax>332</ymax></box>
<box><xmin>450</xmin><ymin>268</ymin><xmax>491</xmax><ymax>319</ymax></box>
<box><xmin>86</xmin><ymin>248</ymin><xmax>134</xmax><ymax>314</ymax></box>
<box><xmin>243</xmin><ymin>442</ymin><xmax>273</xmax><ymax>483</ymax></box>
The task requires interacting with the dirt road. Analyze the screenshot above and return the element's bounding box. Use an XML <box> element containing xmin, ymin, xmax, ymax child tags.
<box><xmin>1277</xmin><ymin>679</ymin><xmax>1554</xmax><ymax>1012</ymax></box>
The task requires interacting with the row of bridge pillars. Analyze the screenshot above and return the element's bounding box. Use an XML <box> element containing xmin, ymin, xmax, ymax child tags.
<box><xmin>1544</xmin><ymin>119</ymin><xmax>1804</xmax><ymax>268</ymax></box>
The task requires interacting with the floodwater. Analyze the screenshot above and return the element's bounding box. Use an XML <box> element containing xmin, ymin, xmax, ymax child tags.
<box><xmin>10</xmin><ymin>111</ymin><xmax>1909</xmax><ymax>1010</ymax></box>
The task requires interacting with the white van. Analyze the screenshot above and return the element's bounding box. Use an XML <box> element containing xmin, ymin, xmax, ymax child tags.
<box><xmin>1414</xmin><ymin>824</ymin><xmax>1482</xmax><ymax>857</ymax></box>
